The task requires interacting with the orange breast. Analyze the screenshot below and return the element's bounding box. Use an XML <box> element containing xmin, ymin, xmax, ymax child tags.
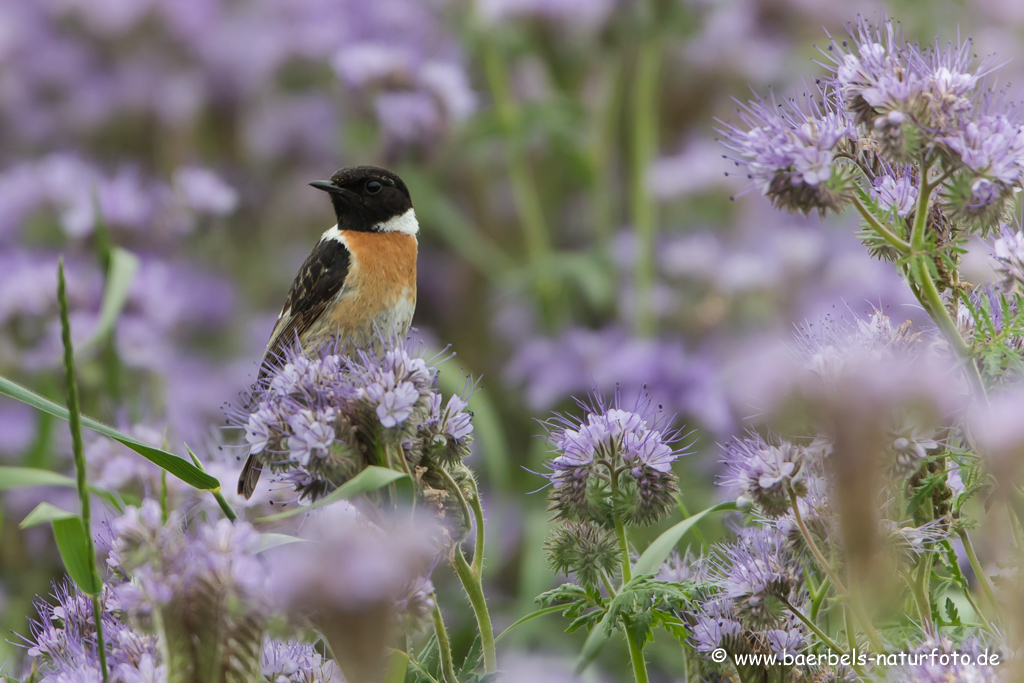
<box><xmin>312</xmin><ymin>230</ymin><xmax>418</xmax><ymax>346</ymax></box>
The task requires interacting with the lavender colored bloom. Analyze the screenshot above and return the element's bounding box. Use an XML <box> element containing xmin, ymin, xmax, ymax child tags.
<box><xmin>885</xmin><ymin>636</ymin><xmax>1007</xmax><ymax>682</ymax></box>
<box><xmin>691</xmin><ymin>612</ymin><xmax>744</xmax><ymax>653</ymax></box>
<box><xmin>172</xmin><ymin>165</ymin><xmax>239</xmax><ymax>216</ymax></box>
<box><xmin>870</xmin><ymin>171</ymin><xmax>917</xmax><ymax>217</ymax></box>
<box><xmin>992</xmin><ymin>224</ymin><xmax>1024</xmax><ymax>292</ymax></box>
<box><xmin>941</xmin><ymin>114</ymin><xmax>1024</xmax><ymax>185</ymax></box>
<box><xmin>262</xmin><ymin>639</ymin><xmax>344</xmax><ymax>682</ymax></box>
<box><xmin>544</xmin><ymin>392</ymin><xmax>686</xmax><ymax>526</ymax></box>
<box><xmin>717</xmin><ymin>89</ymin><xmax>856</xmax><ymax>215</ymax></box>
<box><xmin>710</xmin><ymin>526</ymin><xmax>804</xmax><ymax>626</ymax></box>
<box><xmin>721</xmin><ymin>434</ymin><xmax>809</xmax><ymax>518</ymax></box>
<box><xmin>766</xmin><ymin>628</ymin><xmax>806</xmax><ymax>657</ymax></box>
<box><xmin>287</xmin><ymin>408</ymin><xmax>338</xmax><ymax>466</ymax></box>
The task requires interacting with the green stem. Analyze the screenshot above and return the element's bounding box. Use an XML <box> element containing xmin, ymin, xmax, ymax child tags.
<box><xmin>453</xmin><ymin>549</ymin><xmax>497</xmax><ymax>674</ymax></box>
<box><xmin>610</xmin><ymin>471</ymin><xmax>647</xmax><ymax>682</ymax></box>
<box><xmin>940</xmin><ymin>539</ymin><xmax>992</xmax><ymax>630</ymax></box>
<box><xmin>625</xmin><ymin>631</ymin><xmax>650</xmax><ymax>683</ymax></box>
<box><xmin>843</xmin><ymin>603</ymin><xmax>857</xmax><ymax>655</ymax></box>
<box><xmin>58</xmin><ymin>260</ymin><xmax>108</xmax><ymax>682</ymax></box>
<box><xmin>910</xmin><ymin>156</ymin><xmax>933</xmax><ymax>249</ymax></box>
<box><xmin>630</xmin><ymin>33</ymin><xmax>662</xmax><ymax>338</ymax></box>
<box><xmin>852</xmin><ymin>196</ymin><xmax>911</xmax><ymax>253</ymax></box>
<box><xmin>590</xmin><ymin>58</ymin><xmax>623</xmax><ymax>252</ymax></box>
<box><xmin>911</xmin><ymin>551</ymin><xmax>934</xmax><ymax>632</ymax></box>
<box><xmin>186</xmin><ymin>447</ymin><xmax>238</xmax><ymax>521</ymax></box>
<box><xmin>958</xmin><ymin>528</ymin><xmax>999</xmax><ymax>614</ymax></box>
<box><xmin>788</xmin><ymin>491</ymin><xmax>885</xmax><ymax>652</ymax></box>
<box><xmin>809</xmin><ymin>576</ymin><xmax>831</xmax><ymax>621</ymax></box>
<box><xmin>479</xmin><ymin>30</ymin><xmax>558</xmax><ymax>319</ymax></box>
<box><xmin>468</xmin><ymin>477</ymin><xmax>486</xmax><ymax>576</ymax></box>
<box><xmin>787</xmin><ymin>599</ymin><xmax>853</xmax><ymax>665</ymax></box>
<box><xmin>431</xmin><ymin>602</ymin><xmax>457</xmax><ymax>683</ymax></box>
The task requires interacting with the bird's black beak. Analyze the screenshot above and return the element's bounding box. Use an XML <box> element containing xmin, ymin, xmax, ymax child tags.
<box><xmin>309</xmin><ymin>180</ymin><xmax>353</xmax><ymax>197</ymax></box>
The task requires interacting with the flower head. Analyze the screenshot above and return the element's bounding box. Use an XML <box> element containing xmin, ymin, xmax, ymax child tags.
<box><xmin>544</xmin><ymin>391</ymin><xmax>688</xmax><ymax>526</ymax></box>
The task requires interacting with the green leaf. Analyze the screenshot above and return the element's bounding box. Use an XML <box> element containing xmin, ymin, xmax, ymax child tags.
<box><xmin>574</xmin><ymin>609</ymin><xmax>614</xmax><ymax>674</ymax></box>
<box><xmin>78</xmin><ymin>246</ymin><xmax>139</xmax><ymax>356</ymax></box>
<box><xmin>20</xmin><ymin>501</ymin><xmax>78</xmax><ymax>528</ymax></box>
<box><xmin>257</xmin><ymin>533</ymin><xmax>306</xmax><ymax>553</ymax></box>
<box><xmin>0</xmin><ymin>375</ymin><xmax>220</xmax><ymax>490</ymax></box>
<box><xmin>52</xmin><ymin>517</ymin><xmax>101</xmax><ymax>595</ymax></box>
<box><xmin>383</xmin><ymin>650</ymin><xmax>409</xmax><ymax>683</ymax></box>
<box><xmin>0</xmin><ymin>466</ymin><xmax>76</xmax><ymax>490</ymax></box>
<box><xmin>633</xmin><ymin>501</ymin><xmax>737</xmax><ymax>576</ymax></box>
<box><xmin>495</xmin><ymin>606</ymin><xmax>565</xmax><ymax>643</ymax></box>
<box><xmin>256</xmin><ymin>466</ymin><xmax>409</xmax><ymax>523</ymax></box>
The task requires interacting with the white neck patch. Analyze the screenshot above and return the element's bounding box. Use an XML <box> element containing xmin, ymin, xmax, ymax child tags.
<box><xmin>374</xmin><ymin>207</ymin><xmax>419</xmax><ymax>235</ymax></box>
<box><xmin>320</xmin><ymin>224</ymin><xmax>346</xmax><ymax>244</ymax></box>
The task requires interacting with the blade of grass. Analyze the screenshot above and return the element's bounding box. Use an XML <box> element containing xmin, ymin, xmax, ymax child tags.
<box><xmin>0</xmin><ymin>375</ymin><xmax>219</xmax><ymax>490</ymax></box>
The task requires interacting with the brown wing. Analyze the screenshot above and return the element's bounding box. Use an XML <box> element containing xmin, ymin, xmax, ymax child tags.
<box><xmin>259</xmin><ymin>234</ymin><xmax>352</xmax><ymax>379</ymax></box>
<box><xmin>241</xmin><ymin>234</ymin><xmax>351</xmax><ymax>499</ymax></box>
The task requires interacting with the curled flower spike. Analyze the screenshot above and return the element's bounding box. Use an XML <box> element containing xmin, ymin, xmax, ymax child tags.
<box><xmin>710</xmin><ymin>526</ymin><xmax>804</xmax><ymax>627</ymax></box>
<box><xmin>543</xmin><ymin>390</ymin><xmax>689</xmax><ymax>527</ymax></box>
<box><xmin>717</xmin><ymin>88</ymin><xmax>857</xmax><ymax>216</ymax></box>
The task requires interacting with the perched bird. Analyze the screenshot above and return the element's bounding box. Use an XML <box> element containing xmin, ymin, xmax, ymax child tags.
<box><xmin>238</xmin><ymin>165</ymin><xmax>419</xmax><ymax>498</ymax></box>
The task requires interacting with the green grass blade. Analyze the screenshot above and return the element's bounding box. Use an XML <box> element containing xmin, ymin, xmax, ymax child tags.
<box><xmin>78</xmin><ymin>246</ymin><xmax>139</xmax><ymax>356</ymax></box>
<box><xmin>20</xmin><ymin>501</ymin><xmax>79</xmax><ymax>528</ymax></box>
<box><xmin>256</xmin><ymin>466</ymin><xmax>408</xmax><ymax>523</ymax></box>
<box><xmin>0</xmin><ymin>467</ymin><xmax>76</xmax><ymax>490</ymax></box>
<box><xmin>257</xmin><ymin>533</ymin><xmax>306</xmax><ymax>553</ymax></box>
<box><xmin>632</xmin><ymin>501</ymin><xmax>738</xmax><ymax>576</ymax></box>
<box><xmin>495</xmin><ymin>605</ymin><xmax>564</xmax><ymax>642</ymax></box>
<box><xmin>384</xmin><ymin>650</ymin><xmax>409</xmax><ymax>683</ymax></box>
<box><xmin>52</xmin><ymin>517</ymin><xmax>101</xmax><ymax>595</ymax></box>
<box><xmin>0</xmin><ymin>375</ymin><xmax>219</xmax><ymax>490</ymax></box>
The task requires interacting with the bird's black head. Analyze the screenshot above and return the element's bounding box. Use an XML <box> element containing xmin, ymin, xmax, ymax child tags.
<box><xmin>309</xmin><ymin>166</ymin><xmax>417</xmax><ymax>234</ymax></box>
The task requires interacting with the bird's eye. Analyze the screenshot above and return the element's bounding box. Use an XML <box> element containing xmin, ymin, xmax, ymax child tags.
<box><xmin>365</xmin><ymin>180</ymin><xmax>382</xmax><ymax>194</ymax></box>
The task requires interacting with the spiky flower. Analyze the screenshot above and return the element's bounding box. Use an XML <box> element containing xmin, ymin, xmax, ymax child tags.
<box><xmin>24</xmin><ymin>501</ymin><xmax>347</xmax><ymax>683</ymax></box>
<box><xmin>228</xmin><ymin>335</ymin><xmax>475</xmax><ymax>538</ymax></box>
<box><xmin>710</xmin><ymin>526</ymin><xmax>805</xmax><ymax>627</ymax></box>
<box><xmin>721</xmin><ymin>434</ymin><xmax>809</xmax><ymax>518</ymax></box>
<box><xmin>717</xmin><ymin>90</ymin><xmax>857</xmax><ymax>216</ymax></box>
<box><xmin>544</xmin><ymin>391</ymin><xmax>687</xmax><ymax>527</ymax></box>
<box><xmin>544</xmin><ymin>521</ymin><xmax>620</xmax><ymax>587</ymax></box>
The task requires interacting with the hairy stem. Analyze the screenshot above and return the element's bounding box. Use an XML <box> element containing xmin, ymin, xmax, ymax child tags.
<box><xmin>453</xmin><ymin>549</ymin><xmax>497</xmax><ymax>673</ymax></box>
<box><xmin>852</xmin><ymin>196</ymin><xmax>911</xmax><ymax>253</ymax></box>
<box><xmin>468</xmin><ymin>477</ymin><xmax>486</xmax><ymax>576</ymax></box>
<box><xmin>958</xmin><ymin>528</ymin><xmax>999</xmax><ymax>615</ymax></box>
<box><xmin>788</xmin><ymin>491</ymin><xmax>885</xmax><ymax>651</ymax></box>
<box><xmin>431</xmin><ymin>602</ymin><xmax>457</xmax><ymax>683</ymax></box>
<box><xmin>610</xmin><ymin>470</ymin><xmax>648</xmax><ymax>682</ymax></box>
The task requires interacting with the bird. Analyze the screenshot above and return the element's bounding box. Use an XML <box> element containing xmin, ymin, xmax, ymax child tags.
<box><xmin>237</xmin><ymin>165</ymin><xmax>419</xmax><ymax>499</ymax></box>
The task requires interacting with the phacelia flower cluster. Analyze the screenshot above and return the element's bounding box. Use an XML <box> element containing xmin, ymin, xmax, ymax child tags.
<box><xmin>720</xmin><ymin>16</ymin><xmax>1023</xmax><ymax>232</ymax></box>
<box><xmin>541</xmin><ymin>392</ymin><xmax>688</xmax><ymax>586</ymax></box>
<box><xmin>545</xmin><ymin>392</ymin><xmax>688</xmax><ymax>529</ymax></box>
<box><xmin>230</xmin><ymin>336</ymin><xmax>476</xmax><ymax>537</ymax></box>
<box><xmin>25</xmin><ymin>500</ymin><xmax>347</xmax><ymax>682</ymax></box>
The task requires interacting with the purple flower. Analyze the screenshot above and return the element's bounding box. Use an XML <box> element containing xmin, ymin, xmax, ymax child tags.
<box><xmin>287</xmin><ymin>408</ymin><xmax>338</xmax><ymax>466</ymax></box>
<box><xmin>262</xmin><ymin>639</ymin><xmax>344</xmax><ymax>682</ymax></box>
<box><xmin>710</xmin><ymin>526</ymin><xmax>804</xmax><ymax>626</ymax></box>
<box><xmin>992</xmin><ymin>225</ymin><xmax>1024</xmax><ymax>292</ymax></box>
<box><xmin>941</xmin><ymin>114</ymin><xmax>1024</xmax><ymax>185</ymax></box>
<box><xmin>172</xmin><ymin>166</ymin><xmax>239</xmax><ymax>216</ymax></box>
<box><xmin>544</xmin><ymin>392</ymin><xmax>686</xmax><ymax>526</ymax></box>
<box><xmin>717</xmin><ymin>89</ymin><xmax>856</xmax><ymax>215</ymax></box>
<box><xmin>871</xmin><ymin>170</ymin><xmax>917</xmax><ymax>217</ymax></box>
<box><xmin>721</xmin><ymin>434</ymin><xmax>809</xmax><ymax>518</ymax></box>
